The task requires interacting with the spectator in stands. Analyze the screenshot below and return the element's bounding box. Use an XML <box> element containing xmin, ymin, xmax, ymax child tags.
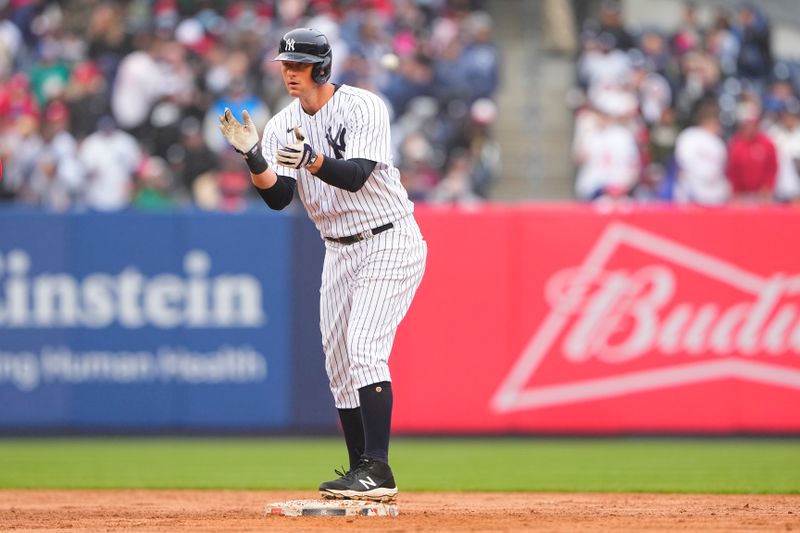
<box><xmin>640</xmin><ymin>107</ymin><xmax>680</xmax><ymax>201</ymax></box>
<box><xmin>733</xmin><ymin>3</ymin><xmax>772</xmax><ymax>89</ymax></box>
<box><xmin>573</xmin><ymin>87</ymin><xmax>641</xmax><ymax>201</ymax></box>
<box><xmin>397</xmin><ymin>132</ymin><xmax>440</xmax><ymax>202</ymax></box>
<box><xmin>726</xmin><ymin>100</ymin><xmax>778</xmax><ymax>203</ymax></box>
<box><xmin>394</xmin><ymin>95</ymin><xmax>449</xmax><ymax>172</ymax></box>
<box><xmin>673</xmin><ymin>47</ymin><xmax>720</xmax><ymax>127</ymax></box>
<box><xmin>111</xmin><ymin>35</ymin><xmax>169</xmax><ymax>135</ymax></box>
<box><xmin>215</xmin><ymin>151</ymin><xmax>251</xmax><ymax>212</ymax></box>
<box><xmin>169</xmin><ymin>116</ymin><xmax>218</xmax><ymax>199</ymax></box>
<box><xmin>597</xmin><ymin>0</ymin><xmax>635</xmax><ymax>51</ymax></box>
<box><xmin>145</xmin><ymin>96</ymin><xmax>188</xmax><ymax>161</ymax></box>
<box><xmin>25</xmin><ymin>101</ymin><xmax>84</xmax><ymax>211</ymax></box>
<box><xmin>381</xmin><ymin>49</ymin><xmax>435</xmax><ymax>119</ymax></box>
<box><xmin>648</xmin><ymin>107</ymin><xmax>679</xmax><ymax>170</ymax></box>
<box><xmin>335</xmin><ymin>47</ymin><xmax>372</xmax><ymax>90</ymax></box>
<box><xmin>0</xmin><ymin>114</ymin><xmax>41</xmax><ymax>202</ymax></box>
<box><xmin>673</xmin><ymin>100</ymin><xmax>729</xmax><ymax>204</ymax></box>
<box><xmin>447</xmin><ymin>97</ymin><xmax>501</xmax><ymax>199</ymax></box>
<box><xmin>432</xmin><ymin>28</ymin><xmax>471</xmax><ymax>106</ymax></box>
<box><xmin>430</xmin><ymin>148</ymin><xmax>482</xmax><ymax>204</ymax></box>
<box><xmin>460</xmin><ymin>11</ymin><xmax>499</xmax><ymax>103</ymax></box>
<box><xmin>638</xmin><ymin>28</ymin><xmax>673</xmax><ymax>77</ymax></box>
<box><xmin>29</xmin><ymin>39</ymin><xmax>70</xmax><ymax>106</ymax></box>
<box><xmin>762</xmin><ymin>71</ymin><xmax>796</xmax><ymax>126</ymax></box>
<box><xmin>132</xmin><ymin>156</ymin><xmax>178</xmax><ymax>211</ymax></box>
<box><xmin>203</xmin><ymin>47</ymin><xmax>250</xmax><ymax>100</ymax></box>
<box><xmin>577</xmin><ymin>30</ymin><xmax>631</xmax><ymax>91</ymax></box>
<box><xmin>629</xmin><ymin>50</ymin><xmax>671</xmax><ymax>126</ymax></box>
<box><xmin>79</xmin><ymin>115</ymin><xmax>141</xmax><ymax>211</ymax></box>
<box><xmin>0</xmin><ymin>73</ymin><xmax>39</xmax><ymax>123</ymax></box>
<box><xmin>0</xmin><ymin>6</ymin><xmax>22</xmax><ymax>79</ymax></box>
<box><xmin>706</xmin><ymin>7</ymin><xmax>739</xmax><ymax>79</ymax></box>
<box><xmin>348</xmin><ymin>11</ymin><xmax>393</xmax><ymax>90</ymax></box>
<box><xmin>139</xmin><ymin>38</ymin><xmax>197</xmax><ymax>159</ymax></box>
<box><xmin>767</xmin><ymin>99</ymin><xmax>800</xmax><ymax>203</ymax></box>
<box><xmin>85</xmin><ymin>1</ymin><xmax>131</xmax><ymax>81</ymax></box>
<box><xmin>671</xmin><ymin>1</ymin><xmax>702</xmax><ymax>58</ymax></box>
<box><xmin>64</xmin><ymin>61</ymin><xmax>109</xmax><ymax>141</ymax></box>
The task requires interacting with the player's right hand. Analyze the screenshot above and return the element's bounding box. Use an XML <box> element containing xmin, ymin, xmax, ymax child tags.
<box><xmin>218</xmin><ymin>108</ymin><xmax>259</xmax><ymax>154</ymax></box>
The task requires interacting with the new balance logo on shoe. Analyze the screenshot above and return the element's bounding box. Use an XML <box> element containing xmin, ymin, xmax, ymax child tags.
<box><xmin>319</xmin><ymin>457</ymin><xmax>398</xmax><ymax>502</ymax></box>
<box><xmin>359</xmin><ymin>477</ymin><xmax>377</xmax><ymax>489</ymax></box>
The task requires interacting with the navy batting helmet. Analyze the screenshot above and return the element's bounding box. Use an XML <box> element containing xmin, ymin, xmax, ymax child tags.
<box><xmin>273</xmin><ymin>28</ymin><xmax>332</xmax><ymax>84</ymax></box>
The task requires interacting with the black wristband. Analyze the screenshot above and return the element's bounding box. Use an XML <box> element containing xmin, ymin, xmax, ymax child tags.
<box><xmin>243</xmin><ymin>144</ymin><xmax>268</xmax><ymax>175</ymax></box>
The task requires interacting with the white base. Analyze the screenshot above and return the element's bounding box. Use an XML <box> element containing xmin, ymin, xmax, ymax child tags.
<box><xmin>266</xmin><ymin>499</ymin><xmax>398</xmax><ymax>517</ymax></box>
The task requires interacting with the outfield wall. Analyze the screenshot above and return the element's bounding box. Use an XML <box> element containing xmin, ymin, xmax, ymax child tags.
<box><xmin>0</xmin><ymin>208</ymin><xmax>331</xmax><ymax>432</ymax></box>
<box><xmin>1</xmin><ymin>205</ymin><xmax>799</xmax><ymax>434</ymax></box>
<box><xmin>396</xmin><ymin>204</ymin><xmax>800</xmax><ymax>434</ymax></box>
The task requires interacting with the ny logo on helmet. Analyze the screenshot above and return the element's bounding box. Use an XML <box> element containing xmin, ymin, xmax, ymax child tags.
<box><xmin>285</xmin><ymin>38</ymin><xmax>296</xmax><ymax>51</ymax></box>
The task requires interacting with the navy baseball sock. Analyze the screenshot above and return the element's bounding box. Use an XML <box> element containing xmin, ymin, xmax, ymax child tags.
<box><xmin>358</xmin><ymin>381</ymin><xmax>392</xmax><ymax>464</ymax></box>
<box><xmin>337</xmin><ymin>407</ymin><xmax>364</xmax><ymax>471</ymax></box>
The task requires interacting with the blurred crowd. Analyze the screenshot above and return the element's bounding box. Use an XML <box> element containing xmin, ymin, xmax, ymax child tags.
<box><xmin>571</xmin><ymin>0</ymin><xmax>800</xmax><ymax>205</ymax></box>
<box><xmin>0</xmin><ymin>0</ymin><xmax>499</xmax><ymax>212</ymax></box>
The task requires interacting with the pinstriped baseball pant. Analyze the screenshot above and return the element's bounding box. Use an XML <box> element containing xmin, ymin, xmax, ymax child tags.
<box><xmin>320</xmin><ymin>215</ymin><xmax>427</xmax><ymax>409</ymax></box>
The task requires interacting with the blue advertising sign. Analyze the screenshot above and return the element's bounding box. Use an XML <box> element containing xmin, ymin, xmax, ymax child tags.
<box><xmin>289</xmin><ymin>215</ymin><xmax>336</xmax><ymax>429</ymax></box>
<box><xmin>0</xmin><ymin>210</ymin><xmax>294</xmax><ymax>430</ymax></box>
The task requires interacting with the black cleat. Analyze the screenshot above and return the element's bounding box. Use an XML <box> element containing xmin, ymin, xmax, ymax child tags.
<box><xmin>319</xmin><ymin>457</ymin><xmax>398</xmax><ymax>502</ymax></box>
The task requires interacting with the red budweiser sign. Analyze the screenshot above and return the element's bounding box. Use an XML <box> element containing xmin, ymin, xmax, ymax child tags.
<box><xmin>392</xmin><ymin>205</ymin><xmax>800</xmax><ymax>433</ymax></box>
<box><xmin>493</xmin><ymin>220</ymin><xmax>800</xmax><ymax>412</ymax></box>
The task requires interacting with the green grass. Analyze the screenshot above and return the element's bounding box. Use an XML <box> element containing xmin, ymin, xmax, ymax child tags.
<box><xmin>0</xmin><ymin>437</ymin><xmax>798</xmax><ymax>493</ymax></box>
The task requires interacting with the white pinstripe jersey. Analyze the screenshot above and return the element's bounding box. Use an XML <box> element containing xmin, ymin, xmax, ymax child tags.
<box><xmin>260</xmin><ymin>84</ymin><xmax>414</xmax><ymax>238</ymax></box>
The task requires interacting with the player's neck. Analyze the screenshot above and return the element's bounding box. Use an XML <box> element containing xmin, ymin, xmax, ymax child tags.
<box><xmin>299</xmin><ymin>83</ymin><xmax>335</xmax><ymax>116</ymax></box>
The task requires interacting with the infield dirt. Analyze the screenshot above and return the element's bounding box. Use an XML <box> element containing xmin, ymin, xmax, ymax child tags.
<box><xmin>1</xmin><ymin>490</ymin><xmax>798</xmax><ymax>531</ymax></box>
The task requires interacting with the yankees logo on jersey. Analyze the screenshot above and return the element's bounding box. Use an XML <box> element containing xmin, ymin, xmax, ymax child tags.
<box><xmin>326</xmin><ymin>125</ymin><xmax>346</xmax><ymax>159</ymax></box>
<box><xmin>261</xmin><ymin>84</ymin><xmax>414</xmax><ymax>239</ymax></box>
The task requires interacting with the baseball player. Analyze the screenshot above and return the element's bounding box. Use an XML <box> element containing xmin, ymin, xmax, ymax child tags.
<box><xmin>218</xmin><ymin>28</ymin><xmax>426</xmax><ymax>502</ymax></box>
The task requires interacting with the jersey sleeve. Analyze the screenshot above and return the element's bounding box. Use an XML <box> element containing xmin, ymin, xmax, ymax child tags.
<box><xmin>345</xmin><ymin>92</ymin><xmax>392</xmax><ymax>165</ymax></box>
<box><xmin>261</xmin><ymin>118</ymin><xmax>299</xmax><ymax>180</ymax></box>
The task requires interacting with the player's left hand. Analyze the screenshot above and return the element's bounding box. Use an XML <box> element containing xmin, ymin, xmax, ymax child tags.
<box><xmin>277</xmin><ymin>126</ymin><xmax>317</xmax><ymax>169</ymax></box>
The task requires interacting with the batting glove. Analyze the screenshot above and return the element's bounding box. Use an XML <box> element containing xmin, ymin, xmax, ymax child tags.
<box><xmin>277</xmin><ymin>126</ymin><xmax>317</xmax><ymax>169</ymax></box>
<box><xmin>218</xmin><ymin>108</ymin><xmax>267</xmax><ymax>174</ymax></box>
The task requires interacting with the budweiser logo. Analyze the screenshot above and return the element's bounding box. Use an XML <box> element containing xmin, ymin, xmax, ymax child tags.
<box><xmin>492</xmin><ymin>222</ymin><xmax>800</xmax><ymax>413</ymax></box>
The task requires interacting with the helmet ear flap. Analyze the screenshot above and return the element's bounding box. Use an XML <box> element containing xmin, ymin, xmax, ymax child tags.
<box><xmin>312</xmin><ymin>53</ymin><xmax>332</xmax><ymax>84</ymax></box>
